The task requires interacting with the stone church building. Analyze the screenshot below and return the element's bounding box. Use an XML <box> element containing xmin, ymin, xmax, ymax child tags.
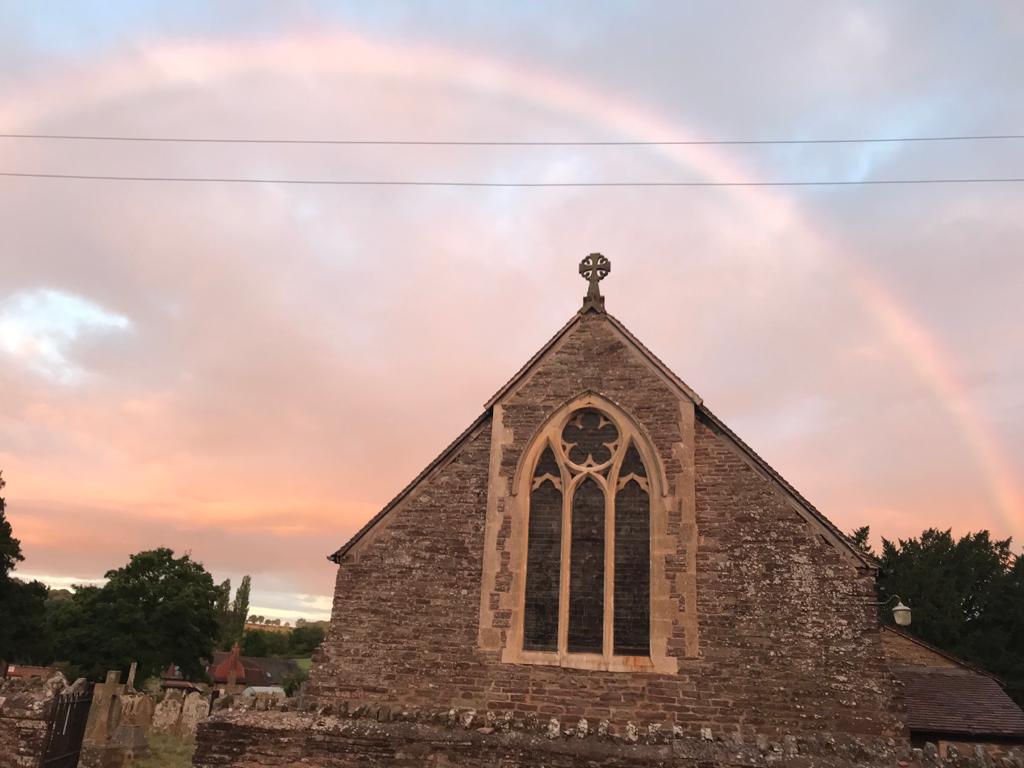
<box><xmin>194</xmin><ymin>256</ymin><xmax>1023</xmax><ymax>767</ymax></box>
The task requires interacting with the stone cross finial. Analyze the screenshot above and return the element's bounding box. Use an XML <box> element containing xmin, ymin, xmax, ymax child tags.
<box><xmin>579</xmin><ymin>253</ymin><xmax>611</xmax><ymax>313</ymax></box>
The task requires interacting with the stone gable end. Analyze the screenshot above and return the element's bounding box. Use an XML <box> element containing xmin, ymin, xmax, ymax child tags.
<box><xmin>308</xmin><ymin>312</ymin><xmax>901</xmax><ymax>739</ymax></box>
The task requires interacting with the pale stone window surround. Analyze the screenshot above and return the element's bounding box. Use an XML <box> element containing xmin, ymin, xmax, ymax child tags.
<box><xmin>500</xmin><ymin>393</ymin><xmax>678</xmax><ymax>673</ymax></box>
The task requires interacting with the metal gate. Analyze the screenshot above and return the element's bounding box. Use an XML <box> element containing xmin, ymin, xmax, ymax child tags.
<box><xmin>40</xmin><ymin>683</ymin><xmax>93</xmax><ymax>768</ymax></box>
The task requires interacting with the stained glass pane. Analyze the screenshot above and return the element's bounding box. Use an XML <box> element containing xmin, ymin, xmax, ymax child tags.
<box><xmin>614</xmin><ymin>479</ymin><xmax>650</xmax><ymax>656</ymax></box>
<box><xmin>568</xmin><ymin>477</ymin><xmax>605</xmax><ymax>653</ymax></box>
<box><xmin>534</xmin><ymin>444</ymin><xmax>561</xmax><ymax>479</ymax></box>
<box><xmin>524</xmin><ymin>448</ymin><xmax>562</xmax><ymax>651</ymax></box>
<box><xmin>619</xmin><ymin>442</ymin><xmax>647</xmax><ymax>479</ymax></box>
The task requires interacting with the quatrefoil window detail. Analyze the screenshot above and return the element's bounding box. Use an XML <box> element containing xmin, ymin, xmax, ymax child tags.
<box><xmin>561</xmin><ymin>408</ymin><xmax>619</xmax><ymax>468</ymax></box>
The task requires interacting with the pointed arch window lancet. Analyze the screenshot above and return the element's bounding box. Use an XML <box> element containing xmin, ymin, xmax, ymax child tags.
<box><xmin>521</xmin><ymin>406</ymin><xmax>652</xmax><ymax>661</ymax></box>
<box><xmin>523</xmin><ymin>445</ymin><xmax>562</xmax><ymax>651</ymax></box>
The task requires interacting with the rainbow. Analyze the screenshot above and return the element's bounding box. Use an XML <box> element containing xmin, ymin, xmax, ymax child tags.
<box><xmin>2</xmin><ymin>28</ymin><xmax>1018</xmax><ymax>536</ymax></box>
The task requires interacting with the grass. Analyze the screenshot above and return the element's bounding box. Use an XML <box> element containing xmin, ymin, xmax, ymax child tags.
<box><xmin>292</xmin><ymin>657</ymin><xmax>312</xmax><ymax>673</ymax></box>
<box><xmin>130</xmin><ymin>733</ymin><xmax>195</xmax><ymax>768</ymax></box>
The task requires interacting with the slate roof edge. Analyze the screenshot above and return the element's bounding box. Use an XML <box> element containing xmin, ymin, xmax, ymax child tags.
<box><xmin>482</xmin><ymin>313</ymin><xmax>582</xmax><ymax>409</ymax></box>
<box><xmin>328</xmin><ymin>411</ymin><xmax>492</xmax><ymax>564</ymax></box>
<box><xmin>896</xmin><ymin>664</ymin><xmax>1024</xmax><ymax>738</ymax></box>
<box><xmin>604</xmin><ymin>314</ymin><xmax>872</xmax><ymax>566</ymax></box>
<box><xmin>332</xmin><ymin>307</ymin><xmax>874</xmax><ymax>569</ymax></box>
<box><xmin>484</xmin><ymin>311</ymin><xmax>704</xmax><ymax>410</ymax></box>
<box><xmin>609</xmin><ymin>314</ymin><xmax>871</xmax><ymax>567</ymax></box>
<box><xmin>884</xmin><ymin>626</ymin><xmax>1002</xmax><ymax>682</ymax></box>
<box><xmin>603</xmin><ymin>313</ymin><xmax>703</xmax><ymax>405</ymax></box>
<box><xmin>695</xmin><ymin>402</ymin><xmax>878</xmax><ymax>569</ymax></box>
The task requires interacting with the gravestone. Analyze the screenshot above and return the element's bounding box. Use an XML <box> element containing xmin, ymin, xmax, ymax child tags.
<box><xmin>83</xmin><ymin>671</ymin><xmax>123</xmax><ymax>747</ymax></box>
<box><xmin>112</xmin><ymin>693</ymin><xmax>153</xmax><ymax>759</ymax></box>
<box><xmin>178</xmin><ymin>692</ymin><xmax>210</xmax><ymax>736</ymax></box>
<box><xmin>151</xmin><ymin>690</ymin><xmax>184</xmax><ymax>734</ymax></box>
<box><xmin>119</xmin><ymin>693</ymin><xmax>154</xmax><ymax>731</ymax></box>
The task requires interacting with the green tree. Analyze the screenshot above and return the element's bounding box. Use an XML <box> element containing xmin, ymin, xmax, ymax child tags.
<box><xmin>288</xmin><ymin>625</ymin><xmax>325</xmax><ymax>656</ymax></box>
<box><xmin>878</xmin><ymin>528</ymin><xmax>1024</xmax><ymax>705</ymax></box>
<box><xmin>282</xmin><ymin>666</ymin><xmax>309</xmax><ymax>696</ymax></box>
<box><xmin>0</xmin><ymin>471</ymin><xmax>52</xmax><ymax>666</ymax></box>
<box><xmin>241</xmin><ymin>629</ymin><xmax>268</xmax><ymax>657</ymax></box>
<box><xmin>231</xmin><ymin>575</ymin><xmax>251</xmax><ymax>644</ymax></box>
<box><xmin>849</xmin><ymin>525</ymin><xmax>875</xmax><ymax>557</ymax></box>
<box><xmin>241</xmin><ymin>629</ymin><xmax>289</xmax><ymax>657</ymax></box>
<box><xmin>0</xmin><ymin>471</ymin><xmax>21</xmax><ymax>577</ymax></box>
<box><xmin>50</xmin><ymin>548</ymin><xmax>221</xmax><ymax>682</ymax></box>
<box><xmin>214</xmin><ymin>578</ymin><xmax>232</xmax><ymax>647</ymax></box>
<box><xmin>0</xmin><ymin>578</ymin><xmax>50</xmax><ymax>665</ymax></box>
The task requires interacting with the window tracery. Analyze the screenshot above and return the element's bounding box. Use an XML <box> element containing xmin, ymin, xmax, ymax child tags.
<box><xmin>522</xmin><ymin>405</ymin><xmax>653</xmax><ymax>661</ymax></box>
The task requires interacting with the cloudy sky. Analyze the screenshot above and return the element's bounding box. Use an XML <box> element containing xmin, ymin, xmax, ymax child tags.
<box><xmin>1</xmin><ymin>2</ymin><xmax>1021</xmax><ymax>620</ymax></box>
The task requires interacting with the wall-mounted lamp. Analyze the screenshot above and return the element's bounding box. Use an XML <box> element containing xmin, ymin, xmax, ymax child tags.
<box><xmin>869</xmin><ymin>594</ymin><xmax>912</xmax><ymax>626</ymax></box>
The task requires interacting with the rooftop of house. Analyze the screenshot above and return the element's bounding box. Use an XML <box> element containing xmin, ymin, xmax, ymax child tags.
<box><xmin>895</xmin><ymin>665</ymin><xmax>1024</xmax><ymax>739</ymax></box>
<box><xmin>3</xmin><ymin>664</ymin><xmax>58</xmax><ymax>679</ymax></box>
<box><xmin>883</xmin><ymin>626</ymin><xmax>1024</xmax><ymax>740</ymax></box>
<box><xmin>208</xmin><ymin>650</ymin><xmax>297</xmax><ymax>686</ymax></box>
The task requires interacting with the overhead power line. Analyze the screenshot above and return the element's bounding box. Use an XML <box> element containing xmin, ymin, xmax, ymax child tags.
<box><xmin>1</xmin><ymin>132</ymin><xmax>1023</xmax><ymax>146</ymax></box>
<box><xmin>1</xmin><ymin>171</ymin><xmax>1023</xmax><ymax>187</ymax></box>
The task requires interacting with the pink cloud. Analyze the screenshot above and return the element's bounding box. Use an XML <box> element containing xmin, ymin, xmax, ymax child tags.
<box><xmin>1</xmin><ymin>27</ymin><xmax>1020</xmax><ymax>617</ymax></box>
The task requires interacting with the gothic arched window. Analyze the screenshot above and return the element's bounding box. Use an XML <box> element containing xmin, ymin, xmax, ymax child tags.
<box><xmin>522</xmin><ymin>407</ymin><xmax>652</xmax><ymax>658</ymax></box>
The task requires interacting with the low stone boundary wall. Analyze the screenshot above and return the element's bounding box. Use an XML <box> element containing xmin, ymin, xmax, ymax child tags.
<box><xmin>0</xmin><ymin>675</ymin><xmax>80</xmax><ymax>768</ymax></box>
<box><xmin>194</xmin><ymin>709</ymin><xmax>1024</xmax><ymax>768</ymax></box>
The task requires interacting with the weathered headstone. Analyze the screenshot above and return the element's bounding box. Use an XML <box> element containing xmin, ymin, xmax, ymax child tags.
<box><xmin>119</xmin><ymin>693</ymin><xmax>154</xmax><ymax>732</ymax></box>
<box><xmin>151</xmin><ymin>690</ymin><xmax>184</xmax><ymax>734</ymax></box>
<box><xmin>83</xmin><ymin>671</ymin><xmax>123</xmax><ymax>746</ymax></box>
<box><xmin>113</xmin><ymin>724</ymin><xmax>148</xmax><ymax>759</ymax></box>
<box><xmin>178</xmin><ymin>692</ymin><xmax>210</xmax><ymax>736</ymax></box>
<box><xmin>108</xmin><ymin>692</ymin><xmax>154</xmax><ymax>759</ymax></box>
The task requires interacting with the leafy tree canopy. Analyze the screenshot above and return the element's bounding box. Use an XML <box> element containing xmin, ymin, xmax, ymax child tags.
<box><xmin>215</xmin><ymin>575</ymin><xmax>253</xmax><ymax>649</ymax></box>
<box><xmin>0</xmin><ymin>471</ymin><xmax>23</xmax><ymax>577</ymax></box>
<box><xmin>231</xmin><ymin>575</ymin><xmax>251</xmax><ymax>643</ymax></box>
<box><xmin>849</xmin><ymin>525</ymin><xmax>874</xmax><ymax>557</ymax></box>
<box><xmin>240</xmin><ymin>625</ymin><xmax>325</xmax><ymax>658</ymax></box>
<box><xmin>0</xmin><ymin>577</ymin><xmax>49</xmax><ymax>664</ymax></box>
<box><xmin>241</xmin><ymin>628</ymin><xmax>289</xmax><ymax>657</ymax></box>
<box><xmin>50</xmin><ymin>547</ymin><xmax>221</xmax><ymax>682</ymax></box>
<box><xmin>874</xmin><ymin>527</ymin><xmax>1024</xmax><ymax>706</ymax></box>
<box><xmin>0</xmin><ymin>470</ymin><xmax>52</xmax><ymax>665</ymax></box>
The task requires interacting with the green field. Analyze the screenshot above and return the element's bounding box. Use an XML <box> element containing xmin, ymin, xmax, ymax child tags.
<box><xmin>130</xmin><ymin>734</ymin><xmax>195</xmax><ymax>768</ymax></box>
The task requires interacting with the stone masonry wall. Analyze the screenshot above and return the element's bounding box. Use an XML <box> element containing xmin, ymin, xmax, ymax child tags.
<box><xmin>692</xmin><ymin>413</ymin><xmax>897</xmax><ymax>736</ymax></box>
<box><xmin>307</xmin><ymin>415</ymin><xmax>494</xmax><ymax>705</ymax></box>
<box><xmin>0</xmin><ymin>675</ymin><xmax>66</xmax><ymax>768</ymax></box>
<box><xmin>194</xmin><ymin>710</ymin><xmax>1024</xmax><ymax>768</ymax></box>
<box><xmin>306</xmin><ymin>313</ymin><xmax>902</xmax><ymax>742</ymax></box>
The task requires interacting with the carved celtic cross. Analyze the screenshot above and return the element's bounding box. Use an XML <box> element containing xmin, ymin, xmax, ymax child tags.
<box><xmin>579</xmin><ymin>253</ymin><xmax>610</xmax><ymax>313</ymax></box>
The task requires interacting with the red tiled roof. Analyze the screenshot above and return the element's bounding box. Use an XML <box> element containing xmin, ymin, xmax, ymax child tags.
<box><xmin>209</xmin><ymin>644</ymin><xmax>247</xmax><ymax>684</ymax></box>
<box><xmin>895</xmin><ymin>665</ymin><xmax>1024</xmax><ymax>738</ymax></box>
<box><xmin>207</xmin><ymin>651</ymin><xmax>297</xmax><ymax>686</ymax></box>
<box><xmin>4</xmin><ymin>665</ymin><xmax>56</xmax><ymax>679</ymax></box>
